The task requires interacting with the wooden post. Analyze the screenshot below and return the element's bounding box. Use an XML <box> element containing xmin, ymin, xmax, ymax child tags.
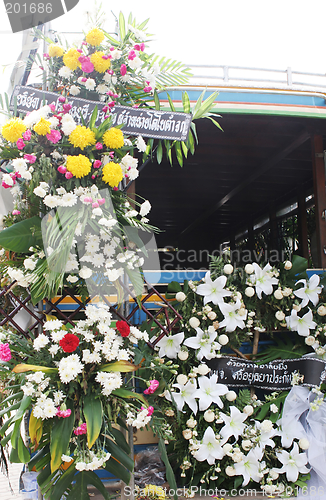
<box><xmin>311</xmin><ymin>135</ymin><xmax>326</xmax><ymax>268</ymax></box>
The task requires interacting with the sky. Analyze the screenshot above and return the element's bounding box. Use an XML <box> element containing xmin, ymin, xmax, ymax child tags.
<box><xmin>0</xmin><ymin>0</ymin><xmax>326</xmax><ymax>93</ymax></box>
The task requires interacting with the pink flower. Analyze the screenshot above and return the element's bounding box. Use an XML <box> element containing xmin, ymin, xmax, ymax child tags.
<box><xmin>95</xmin><ymin>142</ymin><xmax>103</xmax><ymax>150</ymax></box>
<box><xmin>0</xmin><ymin>343</ymin><xmax>11</xmax><ymax>362</ymax></box>
<box><xmin>92</xmin><ymin>202</ymin><xmax>99</xmax><ymax>208</ymax></box>
<box><xmin>98</xmin><ymin>198</ymin><xmax>105</xmax><ymax>205</ymax></box>
<box><xmin>144</xmin><ymin>86</ymin><xmax>152</xmax><ymax>93</ymax></box>
<box><xmin>120</xmin><ymin>64</ymin><xmax>127</xmax><ymax>76</ymax></box>
<box><xmin>74</xmin><ymin>423</ymin><xmax>87</xmax><ymax>435</ymax></box>
<box><xmin>134</xmin><ymin>43</ymin><xmax>145</xmax><ymax>52</ymax></box>
<box><xmin>65</xmin><ymin>172</ymin><xmax>73</xmax><ymax>179</ymax></box>
<box><xmin>147</xmin><ymin>406</ymin><xmax>154</xmax><ymax>416</ymax></box>
<box><xmin>108</xmin><ymin>101</ymin><xmax>115</xmax><ymax>108</ymax></box>
<box><xmin>83</xmin><ymin>197</ymin><xmax>93</xmax><ymax>203</ymax></box>
<box><xmin>128</xmin><ymin>50</ymin><xmax>136</xmax><ymax>60</ymax></box>
<box><xmin>91</xmin><ymin>175</ymin><xmax>95</xmax><ymax>179</ymax></box>
<box><xmin>56</xmin><ymin>408</ymin><xmax>72</xmax><ymax>418</ymax></box>
<box><xmin>62</xmin><ymin>104</ymin><xmax>72</xmax><ymax>114</ymax></box>
<box><xmin>143</xmin><ymin>379</ymin><xmax>159</xmax><ymax>395</ymax></box>
<box><xmin>102</xmin><ymin>55</ymin><xmax>110</xmax><ymax>60</ymax></box>
<box><xmin>57</xmin><ymin>165</ymin><xmax>67</xmax><ymax>174</ymax></box>
<box><xmin>107</xmin><ymin>69</ymin><xmax>114</xmax><ymax>75</ymax></box>
<box><xmin>12</xmin><ymin>210</ymin><xmax>20</xmax><ymax>215</ymax></box>
<box><xmin>58</xmin><ymin>96</ymin><xmax>66</xmax><ymax>103</ymax></box>
<box><xmin>46</xmin><ymin>129</ymin><xmax>61</xmax><ymax>144</ymax></box>
<box><xmin>49</xmin><ymin>102</ymin><xmax>56</xmax><ymax>112</ymax></box>
<box><xmin>16</xmin><ymin>138</ymin><xmax>25</xmax><ymax>150</ymax></box>
<box><xmin>93</xmin><ymin>160</ymin><xmax>102</xmax><ymax>168</ymax></box>
<box><xmin>113</xmin><ymin>186</ymin><xmax>118</xmax><ymax>191</ymax></box>
<box><xmin>79</xmin><ymin>56</ymin><xmax>94</xmax><ymax>73</ymax></box>
<box><xmin>23</xmin><ymin>129</ymin><xmax>31</xmax><ymax>141</ymax></box>
<box><xmin>81</xmin><ymin>77</ymin><xmax>87</xmax><ymax>82</ymax></box>
<box><xmin>24</xmin><ymin>154</ymin><xmax>37</xmax><ymax>164</ymax></box>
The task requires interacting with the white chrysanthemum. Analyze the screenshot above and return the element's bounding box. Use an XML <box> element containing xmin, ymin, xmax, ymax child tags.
<box><xmin>58</xmin><ymin>354</ymin><xmax>83</xmax><ymax>383</ymax></box>
<box><xmin>61</xmin><ymin>192</ymin><xmax>78</xmax><ymax>207</ymax></box>
<box><xmin>44</xmin><ymin>319</ymin><xmax>63</xmax><ymax>331</ymax></box>
<box><xmin>43</xmin><ymin>195</ymin><xmax>61</xmax><ymax>208</ymax></box>
<box><xmin>33</xmin><ymin>186</ymin><xmax>47</xmax><ymax>197</ymax></box>
<box><xmin>96</xmin><ymin>83</ymin><xmax>108</xmax><ymax>94</ymax></box>
<box><xmin>34</xmin><ymin>334</ymin><xmax>49</xmax><ymax>351</ymax></box>
<box><xmin>24</xmin><ymin>258</ymin><xmax>36</xmax><ymax>271</ymax></box>
<box><xmin>59</xmin><ymin>66</ymin><xmax>73</xmax><ymax>78</ymax></box>
<box><xmin>21</xmin><ymin>382</ymin><xmax>34</xmax><ymax>396</ymax></box>
<box><xmin>43</xmin><ymin>398</ymin><xmax>57</xmax><ymax>418</ymax></box>
<box><xmin>85</xmin><ymin>78</ymin><xmax>96</xmax><ymax>90</ymax></box>
<box><xmin>79</xmin><ymin>267</ymin><xmax>93</xmax><ymax>279</ymax></box>
<box><xmin>61</xmin><ymin>114</ymin><xmax>77</xmax><ymax>135</ymax></box>
<box><xmin>69</xmin><ymin>85</ymin><xmax>80</xmax><ymax>96</ymax></box>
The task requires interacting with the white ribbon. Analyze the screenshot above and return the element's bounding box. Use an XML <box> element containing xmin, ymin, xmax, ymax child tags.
<box><xmin>280</xmin><ymin>386</ymin><xmax>326</xmax><ymax>499</ymax></box>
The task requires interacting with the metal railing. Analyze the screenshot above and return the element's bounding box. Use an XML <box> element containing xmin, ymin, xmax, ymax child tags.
<box><xmin>185</xmin><ymin>65</ymin><xmax>326</xmax><ymax>93</ymax></box>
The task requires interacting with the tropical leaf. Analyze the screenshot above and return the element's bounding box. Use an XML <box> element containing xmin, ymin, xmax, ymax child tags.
<box><xmin>13</xmin><ymin>364</ymin><xmax>58</xmax><ymax>374</ymax></box>
<box><xmin>47</xmin><ymin>463</ymin><xmax>76</xmax><ymax>500</ymax></box>
<box><xmin>174</xmin><ymin>141</ymin><xmax>183</xmax><ymax>167</ymax></box>
<box><xmin>119</xmin><ymin>11</ymin><xmax>126</xmax><ymax>40</ymax></box>
<box><xmin>29</xmin><ymin>412</ymin><xmax>43</xmax><ymax>450</ymax></box>
<box><xmin>182</xmin><ymin>92</ymin><xmax>191</xmax><ymax>114</ymax></box>
<box><xmin>0</xmin><ymin>216</ymin><xmax>42</xmax><ymax>252</ymax></box>
<box><xmin>110</xmin><ymin>427</ymin><xmax>130</xmax><ymax>454</ymax></box>
<box><xmin>69</xmin><ymin>470</ymin><xmax>111</xmax><ymax>500</ymax></box>
<box><xmin>50</xmin><ymin>401</ymin><xmax>74</xmax><ymax>472</ymax></box>
<box><xmin>83</xmin><ymin>393</ymin><xmax>103</xmax><ymax>449</ymax></box>
<box><xmin>111</xmin><ymin>388</ymin><xmax>148</xmax><ymax>406</ymax></box>
<box><xmin>255</xmin><ymin>336</ymin><xmax>307</xmax><ymax>364</ymax></box>
<box><xmin>192</xmin><ymin>91</ymin><xmax>218</xmax><ymax>121</ymax></box>
<box><xmin>105</xmin><ymin>437</ymin><xmax>134</xmax><ymax>471</ymax></box>
<box><xmin>105</xmin><ymin>456</ymin><xmax>130</xmax><ymax>484</ymax></box>
<box><xmin>156</xmin><ymin>141</ymin><xmax>163</xmax><ymax>164</ymax></box>
<box><xmin>158</xmin><ymin>438</ymin><xmax>177</xmax><ymax>500</ymax></box>
<box><xmin>100</xmin><ymin>360</ymin><xmax>139</xmax><ymax>373</ymax></box>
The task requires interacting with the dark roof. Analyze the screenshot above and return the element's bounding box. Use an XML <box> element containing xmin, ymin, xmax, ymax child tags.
<box><xmin>135</xmin><ymin>111</ymin><xmax>326</xmax><ymax>253</ymax></box>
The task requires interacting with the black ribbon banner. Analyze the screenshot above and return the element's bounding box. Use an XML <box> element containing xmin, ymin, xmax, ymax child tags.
<box><xmin>206</xmin><ymin>355</ymin><xmax>326</xmax><ymax>390</ymax></box>
<box><xmin>10</xmin><ymin>85</ymin><xmax>192</xmax><ymax>141</ymax></box>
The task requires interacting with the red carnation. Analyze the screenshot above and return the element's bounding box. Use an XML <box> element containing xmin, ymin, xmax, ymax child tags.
<box><xmin>116</xmin><ymin>321</ymin><xmax>130</xmax><ymax>337</ymax></box>
<box><xmin>59</xmin><ymin>333</ymin><xmax>80</xmax><ymax>353</ymax></box>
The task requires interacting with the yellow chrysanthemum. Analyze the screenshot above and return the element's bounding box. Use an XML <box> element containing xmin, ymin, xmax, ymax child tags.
<box><xmin>33</xmin><ymin>117</ymin><xmax>51</xmax><ymax>136</ymax></box>
<box><xmin>103</xmin><ymin>128</ymin><xmax>124</xmax><ymax>149</ymax></box>
<box><xmin>66</xmin><ymin>155</ymin><xmax>91</xmax><ymax>178</ymax></box>
<box><xmin>48</xmin><ymin>44</ymin><xmax>64</xmax><ymax>58</ymax></box>
<box><xmin>85</xmin><ymin>28</ymin><xmax>105</xmax><ymax>46</ymax></box>
<box><xmin>63</xmin><ymin>48</ymin><xmax>81</xmax><ymax>70</ymax></box>
<box><xmin>90</xmin><ymin>51</ymin><xmax>111</xmax><ymax>73</ymax></box>
<box><xmin>102</xmin><ymin>162</ymin><xmax>123</xmax><ymax>187</ymax></box>
<box><xmin>68</xmin><ymin>126</ymin><xmax>96</xmax><ymax>150</ymax></box>
<box><xmin>1</xmin><ymin>118</ymin><xmax>26</xmax><ymax>142</ymax></box>
<box><xmin>142</xmin><ymin>485</ymin><xmax>166</xmax><ymax>500</ymax></box>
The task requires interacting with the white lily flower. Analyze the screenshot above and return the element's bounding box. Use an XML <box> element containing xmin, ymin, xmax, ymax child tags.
<box><xmin>156</xmin><ymin>332</ymin><xmax>184</xmax><ymax>359</ymax></box>
<box><xmin>286</xmin><ymin>309</ymin><xmax>317</xmax><ymax>337</ymax></box>
<box><xmin>196</xmin><ymin>271</ymin><xmax>232</xmax><ymax>305</ymax></box>
<box><xmin>220</xmin><ymin>406</ymin><xmax>248</xmax><ymax>442</ymax></box>
<box><xmin>254</xmin><ymin>420</ymin><xmax>276</xmax><ymax>451</ymax></box>
<box><xmin>193</xmin><ymin>426</ymin><xmax>224</xmax><ymax>465</ymax></box>
<box><xmin>294</xmin><ymin>274</ymin><xmax>322</xmax><ymax>308</ymax></box>
<box><xmin>276</xmin><ymin>420</ymin><xmax>305</xmax><ymax>448</ymax></box>
<box><xmin>219</xmin><ymin>300</ymin><xmax>247</xmax><ymax>332</ymax></box>
<box><xmin>194</xmin><ymin>374</ymin><xmax>228</xmax><ymax>411</ymax></box>
<box><xmin>275</xmin><ymin>442</ymin><xmax>310</xmax><ymax>482</ymax></box>
<box><xmin>234</xmin><ymin>447</ymin><xmax>264</xmax><ymax>486</ymax></box>
<box><xmin>183</xmin><ymin>327</ymin><xmax>218</xmax><ymax>361</ymax></box>
<box><xmin>250</xmin><ymin>262</ymin><xmax>278</xmax><ymax>299</ymax></box>
<box><xmin>168</xmin><ymin>380</ymin><xmax>198</xmax><ymax>414</ymax></box>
